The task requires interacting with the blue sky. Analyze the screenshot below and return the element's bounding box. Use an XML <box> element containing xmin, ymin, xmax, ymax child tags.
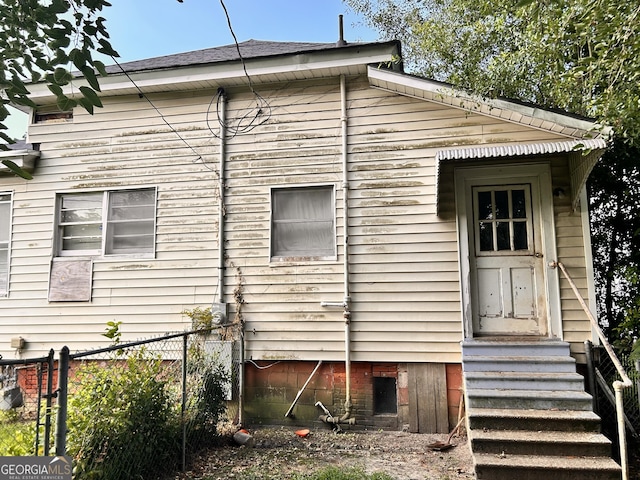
<box><xmin>6</xmin><ymin>0</ymin><xmax>378</xmax><ymax>139</ymax></box>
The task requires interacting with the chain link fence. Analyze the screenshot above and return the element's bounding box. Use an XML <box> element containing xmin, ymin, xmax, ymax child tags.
<box><xmin>0</xmin><ymin>351</ymin><xmax>57</xmax><ymax>456</ymax></box>
<box><xmin>0</xmin><ymin>326</ymin><xmax>242</xmax><ymax>480</ymax></box>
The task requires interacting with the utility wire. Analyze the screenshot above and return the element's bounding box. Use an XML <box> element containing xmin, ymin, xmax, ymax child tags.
<box><xmin>207</xmin><ymin>0</ymin><xmax>271</xmax><ymax>138</ymax></box>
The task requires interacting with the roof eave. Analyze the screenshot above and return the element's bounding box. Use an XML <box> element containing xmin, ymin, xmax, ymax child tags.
<box><xmin>367</xmin><ymin>66</ymin><xmax>610</xmax><ymax>140</ymax></box>
<box><xmin>27</xmin><ymin>43</ymin><xmax>401</xmax><ymax>105</ymax></box>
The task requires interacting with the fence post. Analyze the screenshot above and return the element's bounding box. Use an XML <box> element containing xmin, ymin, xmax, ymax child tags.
<box><xmin>181</xmin><ymin>334</ymin><xmax>188</xmax><ymax>472</ymax></box>
<box><xmin>55</xmin><ymin>346</ymin><xmax>69</xmax><ymax>457</ymax></box>
<box><xmin>44</xmin><ymin>349</ymin><xmax>55</xmax><ymax>456</ymax></box>
<box><xmin>584</xmin><ymin>341</ymin><xmax>597</xmax><ymax>411</ymax></box>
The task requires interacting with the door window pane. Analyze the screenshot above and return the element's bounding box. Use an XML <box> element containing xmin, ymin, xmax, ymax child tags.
<box><xmin>474</xmin><ymin>185</ymin><xmax>532</xmax><ymax>255</ymax></box>
<box><xmin>494</xmin><ymin>190</ymin><xmax>509</xmax><ymax>219</ymax></box>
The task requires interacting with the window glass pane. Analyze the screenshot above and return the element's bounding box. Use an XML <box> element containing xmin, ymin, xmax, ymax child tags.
<box><xmin>478</xmin><ymin>222</ymin><xmax>493</xmax><ymax>251</ymax></box>
<box><xmin>0</xmin><ymin>194</ymin><xmax>10</xmax><ymax>294</ymax></box>
<box><xmin>496</xmin><ymin>222</ymin><xmax>511</xmax><ymax>250</ymax></box>
<box><xmin>59</xmin><ymin>192</ymin><xmax>103</xmax><ymax>253</ymax></box>
<box><xmin>494</xmin><ymin>190</ymin><xmax>509</xmax><ymax>219</ymax></box>
<box><xmin>0</xmin><ymin>249</ymin><xmax>7</xmax><ymax>293</ymax></box>
<box><xmin>513</xmin><ymin>221</ymin><xmax>528</xmax><ymax>250</ymax></box>
<box><xmin>0</xmin><ymin>203</ymin><xmax>10</xmax><ymax>242</ymax></box>
<box><xmin>62</xmin><ymin>236</ymin><xmax>102</xmax><ymax>251</ymax></box>
<box><xmin>272</xmin><ymin>187</ymin><xmax>334</xmax><ymax>258</ymax></box>
<box><xmin>477</xmin><ymin>191</ymin><xmax>493</xmax><ymax>220</ymax></box>
<box><xmin>106</xmin><ymin>189</ymin><xmax>155</xmax><ymax>254</ymax></box>
<box><xmin>512</xmin><ymin>189</ymin><xmax>526</xmax><ymax>218</ymax></box>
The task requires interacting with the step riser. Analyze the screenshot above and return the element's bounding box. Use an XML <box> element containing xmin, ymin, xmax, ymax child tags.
<box><xmin>462</xmin><ymin>343</ymin><xmax>571</xmax><ymax>358</ymax></box>
<box><xmin>471</xmin><ymin>439</ymin><xmax>612</xmax><ymax>457</ymax></box>
<box><xmin>475</xmin><ymin>466</ymin><xmax>621</xmax><ymax>480</ymax></box>
<box><xmin>467</xmin><ymin>395</ymin><xmax>593</xmax><ymax>411</ymax></box>
<box><xmin>463</xmin><ymin>359</ymin><xmax>576</xmax><ymax>373</ymax></box>
<box><xmin>465</xmin><ymin>377</ymin><xmax>585</xmax><ymax>391</ymax></box>
<box><xmin>468</xmin><ymin>415</ymin><xmax>601</xmax><ymax>433</ymax></box>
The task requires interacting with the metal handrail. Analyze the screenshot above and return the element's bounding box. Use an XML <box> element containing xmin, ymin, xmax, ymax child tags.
<box><xmin>550</xmin><ymin>260</ymin><xmax>632</xmax><ymax>480</ymax></box>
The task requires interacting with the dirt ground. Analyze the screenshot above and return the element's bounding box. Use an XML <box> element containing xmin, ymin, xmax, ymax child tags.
<box><xmin>179</xmin><ymin>425</ymin><xmax>474</xmax><ymax>480</ymax></box>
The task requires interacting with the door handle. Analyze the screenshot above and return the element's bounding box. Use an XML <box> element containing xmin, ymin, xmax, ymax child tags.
<box><xmin>534</xmin><ymin>252</ymin><xmax>543</xmax><ymax>258</ymax></box>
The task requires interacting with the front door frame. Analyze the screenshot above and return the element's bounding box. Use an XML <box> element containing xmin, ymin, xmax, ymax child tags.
<box><xmin>455</xmin><ymin>162</ymin><xmax>562</xmax><ymax>339</ymax></box>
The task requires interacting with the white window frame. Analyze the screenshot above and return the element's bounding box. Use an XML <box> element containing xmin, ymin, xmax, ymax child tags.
<box><xmin>270</xmin><ymin>184</ymin><xmax>337</xmax><ymax>262</ymax></box>
<box><xmin>56</xmin><ymin>187</ymin><xmax>157</xmax><ymax>259</ymax></box>
<box><xmin>0</xmin><ymin>192</ymin><xmax>13</xmax><ymax>297</ymax></box>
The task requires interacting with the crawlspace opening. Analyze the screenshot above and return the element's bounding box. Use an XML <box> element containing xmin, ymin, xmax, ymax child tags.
<box><xmin>373</xmin><ymin>376</ymin><xmax>397</xmax><ymax>414</ymax></box>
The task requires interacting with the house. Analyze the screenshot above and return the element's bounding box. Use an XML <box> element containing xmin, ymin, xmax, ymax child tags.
<box><xmin>1</xmin><ymin>35</ymin><xmax>623</xmax><ymax>477</ymax></box>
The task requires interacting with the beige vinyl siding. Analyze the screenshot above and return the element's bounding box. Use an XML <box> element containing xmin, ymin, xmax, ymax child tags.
<box><xmin>0</xmin><ymin>73</ymin><xmax>596</xmax><ymax>361</ymax></box>
<box><xmin>0</xmin><ymin>90</ymin><xmax>223</xmax><ymax>356</ymax></box>
<box><xmin>550</xmin><ymin>156</ymin><xmax>593</xmax><ymax>361</ymax></box>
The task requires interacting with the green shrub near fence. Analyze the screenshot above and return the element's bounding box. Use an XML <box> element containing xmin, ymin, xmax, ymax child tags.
<box><xmin>67</xmin><ymin>349</ymin><xmax>180</xmax><ymax>480</ymax></box>
<box><xmin>64</xmin><ymin>325</ymin><xmax>232</xmax><ymax>480</ymax></box>
<box><xmin>0</xmin><ymin>410</ymin><xmax>36</xmax><ymax>456</ymax></box>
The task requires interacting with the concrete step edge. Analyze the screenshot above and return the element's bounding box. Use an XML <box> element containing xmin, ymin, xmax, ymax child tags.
<box><xmin>467</xmin><ymin>407</ymin><xmax>601</xmax><ymax>421</ymax></box>
<box><xmin>473</xmin><ymin>452</ymin><xmax>622</xmax><ymax>471</ymax></box>
<box><xmin>467</xmin><ymin>388</ymin><xmax>592</xmax><ymax>399</ymax></box>
<box><xmin>463</xmin><ymin>355</ymin><xmax>576</xmax><ymax>363</ymax></box>
<box><xmin>470</xmin><ymin>429</ymin><xmax>612</xmax><ymax>445</ymax></box>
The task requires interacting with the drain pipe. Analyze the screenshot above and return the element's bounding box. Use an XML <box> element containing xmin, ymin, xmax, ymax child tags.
<box><xmin>216</xmin><ymin>87</ymin><xmax>227</xmax><ymax>306</ymax></box>
<box><xmin>216</xmin><ymin>89</ymin><xmax>246</xmax><ymax>426</ymax></box>
<box><xmin>320</xmin><ymin>74</ymin><xmax>354</xmax><ymax>425</ymax></box>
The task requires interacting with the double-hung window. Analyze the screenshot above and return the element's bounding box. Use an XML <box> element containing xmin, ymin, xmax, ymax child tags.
<box><xmin>271</xmin><ymin>185</ymin><xmax>336</xmax><ymax>261</ymax></box>
<box><xmin>57</xmin><ymin>188</ymin><xmax>156</xmax><ymax>257</ymax></box>
<box><xmin>0</xmin><ymin>193</ymin><xmax>12</xmax><ymax>296</ymax></box>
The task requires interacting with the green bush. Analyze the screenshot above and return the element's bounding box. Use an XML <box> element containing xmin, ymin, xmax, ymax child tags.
<box><xmin>184</xmin><ymin>339</ymin><xmax>231</xmax><ymax>449</ymax></box>
<box><xmin>0</xmin><ymin>409</ymin><xmax>36</xmax><ymax>456</ymax></box>
<box><xmin>66</xmin><ymin>349</ymin><xmax>180</xmax><ymax>480</ymax></box>
<box><xmin>65</xmin><ymin>322</ymin><xmax>231</xmax><ymax>480</ymax></box>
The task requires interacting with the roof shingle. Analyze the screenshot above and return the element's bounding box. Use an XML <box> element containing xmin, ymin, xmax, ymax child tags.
<box><xmin>105</xmin><ymin>39</ymin><xmax>375</xmax><ymax>74</ymax></box>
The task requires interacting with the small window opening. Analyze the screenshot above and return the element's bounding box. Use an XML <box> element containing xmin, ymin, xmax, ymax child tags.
<box><xmin>34</xmin><ymin>110</ymin><xmax>73</xmax><ymax>124</ymax></box>
<box><xmin>373</xmin><ymin>377</ymin><xmax>397</xmax><ymax>414</ymax></box>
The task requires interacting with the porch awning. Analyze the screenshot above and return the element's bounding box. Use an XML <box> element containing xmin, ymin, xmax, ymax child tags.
<box><xmin>435</xmin><ymin>138</ymin><xmax>608</xmax><ymax>219</ymax></box>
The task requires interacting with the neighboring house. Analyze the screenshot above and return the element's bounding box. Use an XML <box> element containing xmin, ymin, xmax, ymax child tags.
<box><xmin>0</xmin><ymin>37</ymin><xmax>612</xmax><ymax>450</ymax></box>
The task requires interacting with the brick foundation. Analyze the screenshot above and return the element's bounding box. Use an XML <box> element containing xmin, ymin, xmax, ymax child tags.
<box><xmin>244</xmin><ymin>360</ymin><xmax>463</xmax><ymax>431</ymax></box>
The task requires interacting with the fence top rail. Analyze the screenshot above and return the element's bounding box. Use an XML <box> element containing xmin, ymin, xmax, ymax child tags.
<box><xmin>68</xmin><ymin>328</ymin><xmax>216</xmax><ymax>360</ymax></box>
<box><xmin>0</xmin><ymin>349</ymin><xmax>54</xmax><ymax>366</ymax></box>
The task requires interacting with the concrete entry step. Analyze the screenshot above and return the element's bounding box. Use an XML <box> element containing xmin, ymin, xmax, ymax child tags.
<box><xmin>467</xmin><ymin>407</ymin><xmax>603</xmax><ymax>432</ymax></box>
<box><xmin>462</xmin><ymin>338</ymin><xmax>621</xmax><ymax>479</ymax></box>
<box><xmin>474</xmin><ymin>452</ymin><xmax>622</xmax><ymax>480</ymax></box>
<box><xmin>462</xmin><ymin>339</ymin><xmax>572</xmax><ymax>357</ymax></box>
<box><xmin>466</xmin><ymin>388</ymin><xmax>594</xmax><ymax>410</ymax></box>
<box><xmin>464</xmin><ymin>370</ymin><xmax>586</xmax><ymax>391</ymax></box>
<box><xmin>470</xmin><ymin>428</ymin><xmax>613</xmax><ymax>457</ymax></box>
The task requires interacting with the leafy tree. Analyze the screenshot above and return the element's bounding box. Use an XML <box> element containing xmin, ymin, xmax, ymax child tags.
<box><xmin>346</xmin><ymin>0</ymin><xmax>640</xmax><ymax>142</ymax></box>
<box><xmin>0</xmin><ymin>0</ymin><xmax>118</xmax><ymax>159</ymax></box>
<box><xmin>346</xmin><ymin>0</ymin><xmax>640</xmax><ymax>349</ymax></box>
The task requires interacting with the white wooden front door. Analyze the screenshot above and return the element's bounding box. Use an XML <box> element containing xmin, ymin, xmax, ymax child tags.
<box><xmin>457</xmin><ymin>165</ymin><xmax>557</xmax><ymax>337</ymax></box>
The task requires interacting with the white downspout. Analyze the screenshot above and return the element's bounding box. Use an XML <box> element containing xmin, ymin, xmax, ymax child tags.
<box><xmin>216</xmin><ymin>89</ymin><xmax>246</xmax><ymax>426</ymax></box>
<box><xmin>217</xmin><ymin>88</ymin><xmax>227</xmax><ymax>305</ymax></box>
<box><xmin>319</xmin><ymin>75</ymin><xmax>354</xmax><ymax>425</ymax></box>
<box><xmin>339</xmin><ymin>74</ymin><xmax>353</xmax><ymax>423</ymax></box>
